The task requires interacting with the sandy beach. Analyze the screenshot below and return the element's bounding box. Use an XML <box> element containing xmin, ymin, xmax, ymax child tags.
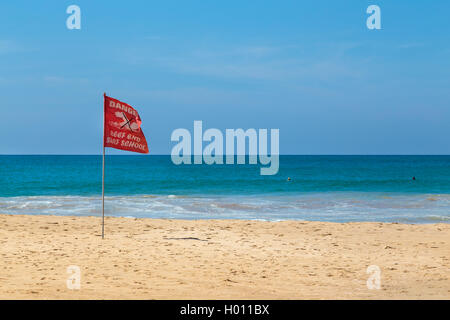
<box><xmin>0</xmin><ymin>214</ymin><xmax>448</xmax><ymax>299</ymax></box>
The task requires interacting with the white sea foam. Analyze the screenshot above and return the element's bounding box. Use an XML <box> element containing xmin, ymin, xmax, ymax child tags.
<box><xmin>0</xmin><ymin>193</ymin><xmax>449</xmax><ymax>223</ymax></box>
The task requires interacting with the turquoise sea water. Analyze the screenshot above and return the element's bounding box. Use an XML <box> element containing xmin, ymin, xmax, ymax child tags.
<box><xmin>1</xmin><ymin>155</ymin><xmax>449</xmax><ymax>223</ymax></box>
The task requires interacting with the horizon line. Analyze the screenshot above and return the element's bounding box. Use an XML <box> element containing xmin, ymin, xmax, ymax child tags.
<box><xmin>1</xmin><ymin>154</ymin><xmax>450</xmax><ymax>156</ymax></box>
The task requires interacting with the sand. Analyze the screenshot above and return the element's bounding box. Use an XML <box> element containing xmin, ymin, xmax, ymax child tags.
<box><xmin>0</xmin><ymin>214</ymin><xmax>448</xmax><ymax>299</ymax></box>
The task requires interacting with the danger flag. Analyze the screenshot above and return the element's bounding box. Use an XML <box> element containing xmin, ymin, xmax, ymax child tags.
<box><xmin>103</xmin><ymin>94</ymin><xmax>149</xmax><ymax>154</ymax></box>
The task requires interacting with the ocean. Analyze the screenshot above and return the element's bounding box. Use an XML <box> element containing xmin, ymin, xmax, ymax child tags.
<box><xmin>1</xmin><ymin>155</ymin><xmax>449</xmax><ymax>223</ymax></box>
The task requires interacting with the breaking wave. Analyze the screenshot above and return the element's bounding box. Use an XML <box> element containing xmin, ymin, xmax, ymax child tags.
<box><xmin>1</xmin><ymin>192</ymin><xmax>449</xmax><ymax>223</ymax></box>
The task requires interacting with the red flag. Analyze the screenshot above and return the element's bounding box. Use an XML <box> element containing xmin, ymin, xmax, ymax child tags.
<box><xmin>103</xmin><ymin>94</ymin><xmax>149</xmax><ymax>154</ymax></box>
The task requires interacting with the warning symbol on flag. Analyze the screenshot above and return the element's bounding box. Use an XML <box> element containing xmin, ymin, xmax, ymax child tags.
<box><xmin>115</xmin><ymin>112</ymin><xmax>141</xmax><ymax>132</ymax></box>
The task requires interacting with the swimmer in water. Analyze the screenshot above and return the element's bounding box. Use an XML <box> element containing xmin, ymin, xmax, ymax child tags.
<box><xmin>287</xmin><ymin>177</ymin><xmax>291</xmax><ymax>181</ymax></box>
<box><xmin>412</xmin><ymin>176</ymin><xmax>416</xmax><ymax>180</ymax></box>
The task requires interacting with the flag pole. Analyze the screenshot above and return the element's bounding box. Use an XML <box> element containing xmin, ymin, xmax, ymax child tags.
<box><xmin>102</xmin><ymin>93</ymin><xmax>106</xmax><ymax>239</ymax></box>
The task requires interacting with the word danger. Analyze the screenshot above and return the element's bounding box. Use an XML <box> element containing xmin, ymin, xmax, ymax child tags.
<box><xmin>108</xmin><ymin>100</ymin><xmax>138</xmax><ymax>118</ymax></box>
<box><xmin>171</xmin><ymin>121</ymin><xmax>279</xmax><ymax>175</ymax></box>
<box><xmin>106</xmin><ymin>130</ymin><xmax>146</xmax><ymax>152</ymax></box>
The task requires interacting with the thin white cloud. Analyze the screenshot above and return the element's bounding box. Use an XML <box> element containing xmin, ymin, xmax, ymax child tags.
<box><xmin>191</xmin><ymin>45</ymin><xmax>281</xmax><ymax>59</ymax></box>
<box><xmin>0</xmin><ymin>40</ymin><xmax>20</xmax><ymax>54</ymax></box>
<box><xmin>152</xmin><ymin>54</ymin><xmax>363</xmax><ymax>81</ymax></box>
<box><xmin>137</xmin><ymin>87</ymin><xmax>252</xmax><ymax>105</ymax></box>
<box><xmin>397</xmin><ymin>42</ymin><xmax>425</xmax><ymax>49</ymax></box>
<box><xmin>117</xmin><ymin>42</ymin><xmax>367</xmax><ymax>82</ymax></box>
<box><xmin>144</xmin><ymin>35</ymin><xmax>162</xmax><ymax>41</ymax></box>
<box><xmin>43</xmin><ymin>75</ymin><xmax>90</xmax><ymax>85</ymax></box>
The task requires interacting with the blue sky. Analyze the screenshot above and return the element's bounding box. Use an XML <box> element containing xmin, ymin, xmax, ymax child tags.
<box><xmin>1</xmin><ymin>0</ymin><xmax>449</xmax><ymax>154</ymax></box>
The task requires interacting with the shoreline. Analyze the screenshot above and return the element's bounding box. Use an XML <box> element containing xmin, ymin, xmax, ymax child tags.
<box><xmin>2</xmin><ymin>192</ymin><xmax>450</xmax><ymax>224</ymax></box>
<box><xmin>2</xmin><ymin>212</ymin><xmax>450</xmax><ymax>224</ymax></box>
<box><xmin>0</xmin><ymin>214</ymin><xmax>449</xmax><ymax>299</ymax></box>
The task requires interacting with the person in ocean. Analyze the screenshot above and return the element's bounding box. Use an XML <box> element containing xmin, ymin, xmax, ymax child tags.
<box><xmin>412</xmin><ymin>176</ymin><xmax>416</xmax><ymax>180</ymax></box>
